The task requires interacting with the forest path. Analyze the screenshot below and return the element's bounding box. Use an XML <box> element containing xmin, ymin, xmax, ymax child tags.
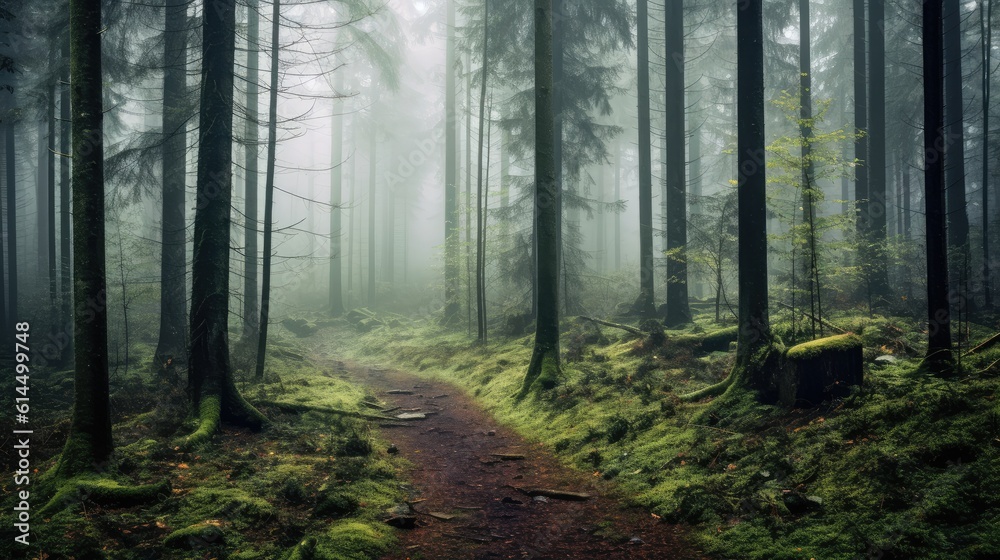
<box><xmin>310</xmin><ymin>353</ymin><xmax>707</xmax><ymax>560</ymax></box>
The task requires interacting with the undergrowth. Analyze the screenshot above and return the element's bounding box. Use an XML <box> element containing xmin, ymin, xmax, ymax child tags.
<box><xmin>0</xmin><ymin>333</ymin><xmax>406</xmax><ymax>560</ymax></box>
<box><xmin>323</xmin><ymin>312</ymin><xmax>1000</xmax><ymax>560</ymax></box>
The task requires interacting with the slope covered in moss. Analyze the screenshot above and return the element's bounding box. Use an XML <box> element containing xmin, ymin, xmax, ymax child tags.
<box><xmin>321</xmin><ymin>315</ymin><xmax>1000</xmax><ymax>559</ymax></box>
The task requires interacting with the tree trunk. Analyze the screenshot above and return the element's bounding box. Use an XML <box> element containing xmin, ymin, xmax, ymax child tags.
<box><xmin>614</xmin><ymin>141</ymin><xmax>621</xmax><ymax>271</ymax></box>
<box><xmin>465</xmin><ymin>57</ymin><xmax>473</xmax><ymax>333</ymax></box>
<box><xmin>922</xmin><ymin>0</ymin><xmax>954</xmax><ymax>373</ymax></box>
<box><xmin>368</xmin><ymin>113</ymin><xmax>376</xmax><ymax>306</ymax></box>
<box><xmin>664</xmin><ymin>0</ymin><xmax>690</xmax><ymax>327</ymax></box>
<box><xmin>443</xmin><ymin>0</ymin><xmax>460</xmax><ymax>323</ymax></box>
<box><xmin>943</xmin><ymin>0</ymin><xmax>971</xmax><ymax>313</ymax></box>
<box><xmin>521</xmin><ymin>0</ymin><xmax>560</xmax><ymax>396</ymax></box>
<box><xmin>868</xmin><ymin>0</ymin><xmax>889</xmax><ymax>302</ymax></box>
<box><xmin>59</xmin><ymin>36</ymin><xmax>72</xmax><ymax>363</ymax></box>
<box><xmin>689</xmin><ymin>103</ymin><xmax>702</xmax><ymax>299</ymax></box>
<box><xmin>188</xmin><ymin>0</ymin><xmax>266</xmax><ymax>446</ymax></box>
<box><xmin>54</xmin><ymin>0</ymin><xmax>112</xmax><ymax>478</ymax></box>
<box><xmin>552</xmin><ymin>0</ymin><xmax>569</xmax><ymax>317</ymax></box>
<box><xmin>475</xmin><ymin>0</ymin><xmax>489</xmax><ymax>342</ymax></box>
<box><xmin>980</xmin><ymin>0</ymin><xmax>992</xmax><ymax>310</ymax></box>
<box><xmin>735</xmin><ymin>0</ymin><xmax>775</xmax><ymax>392</ymax></box>
<box><xmin>853</xmin><ymin>0</ymin><xmax>869</xmax><ymax>244</ymax></box>
<box><xmin>47</xmin><ymin>82</ymin><xmax>57</xmax><ymax>342</ymax></box>
<box><xmin>254</xmin><ymin>0</ymin><xmax>279</xmax><ymax>381</ymax></box>
<box><xmin>0</xmin><ymin>131</ymin><xmax>7</xmax><ymax>335</ymax></box>
<box><xmin>242</xmin><ymin>0</ymin><xmax>260</xmax><ymax>339</ymax></box>
<box><xmin>800</xmin><ymin>0</ymin><xmax>821</xmax><ymax>338</ymax></box>
<box><xmin>329</xmin><ymin>70</ymin><xmax>345</xmax><ymax>316</ymax></box>
<box><xmin>155</xmin><ymin>0</ymin><xmax>189</xmax><ymax>369</ymax></box>
<box><xmin>5</xmin><ymin>122</ymin><xmax>15</xmax><ymax>333</ymax></box>
<box><xmin>36</xmin><ymin>119</ymin><xmax>46</xmax><ymax>285</ymax></box>
<box><xmin>633</xmin><ymin>0</ymin><xmax>655</xmax><ymax>318</ymax></box>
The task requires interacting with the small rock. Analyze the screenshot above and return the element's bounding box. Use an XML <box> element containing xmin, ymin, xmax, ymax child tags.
<box><xmin>387</xmin><ymin>444</ymin><xmax>399</xmax><ymax>454</ymax></box>
<box><xmin>486</xmin><ymin>430</ymin><xmax>496</xmax><ymax>437</ymax></box>
<box><xmin>532</xmin><ymin>496</ymin><xmax>549</xmax><ymax>503</ymax></box>
<box><xmin>629</xmin><ymin>537</ymin><xmax>645</xmax><ymax>545</ymax></box>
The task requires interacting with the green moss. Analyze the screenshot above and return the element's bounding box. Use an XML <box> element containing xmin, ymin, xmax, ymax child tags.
<box><xmin>310</xmin><ymin>520</ymin><xmax>394</xmax><ymax>560</ymax></box>
<box><xmin>163</xmin><ymin>522</ymin><xmax>226</xmax><ymax>549</ymax></box>
<box><xmin>323</xmin><ymin>319</ymin><xmax>1000</xmax><ymax>559</ymax></box>
<box><xmin>785</xmin><ymin>333</ymin><xmax>862</xmax><ymax>361</ymax></box>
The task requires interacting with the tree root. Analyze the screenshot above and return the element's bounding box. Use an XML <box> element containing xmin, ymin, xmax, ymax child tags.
<box><xmin>678</xmin><ymin>375</ymin><xmax>734</xmax><ymax>402</ymax></box>
<box><xmin>40</xmin><ymin>477</ymin><xmax>171</xmax><ymax>517</ymax></box>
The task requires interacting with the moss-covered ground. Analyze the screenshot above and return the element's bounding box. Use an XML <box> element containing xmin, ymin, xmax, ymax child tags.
<box><xmin>0</xmin><ymin>337</ymin><xmax>406</xmax><ymax>560</ymax></box>
<box><xmin>321</xmin><ymin>312</ymin><xmax>1000</xmax><ymax>560</ymax></box>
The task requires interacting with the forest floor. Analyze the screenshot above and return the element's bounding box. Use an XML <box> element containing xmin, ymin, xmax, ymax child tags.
<box><xmin>314</xmin><ymin>312</ymin><xmax>1000</xmax><ymax>560</ymax></box>
<box><xmin>318</xmin><ymin>358</ymin><xmax>708</xmax><ymax>560</ymax></box>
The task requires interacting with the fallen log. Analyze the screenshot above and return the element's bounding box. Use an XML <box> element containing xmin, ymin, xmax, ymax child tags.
<box><xmin>579</xmin><ymin>316</ymin><xmax>645</xmax><ymax>336</ymax></box>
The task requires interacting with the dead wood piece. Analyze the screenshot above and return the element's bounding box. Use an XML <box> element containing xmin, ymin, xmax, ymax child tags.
<box><xmin>426</xmin><ymin>511</ymin><xmax>457</xmax><ymax>521</ymax></box>
<box><xmin>775</xmin><ymin>301</ymin><xmax>846</xmax><ymax>334</ymax></box>
<box><xmin>386</xmin><ymin>389</ymin><xmax>415</xmax><ymax>395</ymax></box>
<box><xmin>966</xmin><ymin>332</ymin><xmax>1000</xmax><ymax>356</ymax></box>
<box><xmin>579</xmin><ymin>315</ymin><xmax>645</xmax><ymax>336</ymax></box>
<box><xmin>490</xmin><ymin>453</ymin><xmax>526</xmax><ymax>461</ymax></box>
<box><xmin>518</xmin><ymin>488</ymin><xmax>592</xmax><ymax>501</ymax></box>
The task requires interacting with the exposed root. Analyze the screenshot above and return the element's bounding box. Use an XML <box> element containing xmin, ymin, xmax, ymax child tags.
<box><xmin>40</xmin><ymin>477</ymin><xmax>171</xmax><ymax>517</ymax></box>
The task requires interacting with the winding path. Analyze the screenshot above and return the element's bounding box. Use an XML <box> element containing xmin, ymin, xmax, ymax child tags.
<box><xmin>321</xmin><ymin>358</ymin><xmax>707</xmax><ymax>560</ymax></box>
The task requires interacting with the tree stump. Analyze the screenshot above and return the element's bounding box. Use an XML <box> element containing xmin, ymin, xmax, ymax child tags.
<box><xmin>780</xmin><ymin>334</ymin><xmax>863</xmax><ymax>407</ymax></box>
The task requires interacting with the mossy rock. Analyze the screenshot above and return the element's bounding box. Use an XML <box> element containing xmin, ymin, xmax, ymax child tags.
<box><xmin>282</xmin><ymin>318</ymin><xmax>319</xmax><ymax>337</ymax></box>
<box><xmin>781</xmin><ymin>334</ymin><xmax>863</xmax><ymax>407</ymax></box>
<box><xmin>163</xmin><ymin>522</ymin><xmax>226</xmax><ymax>549</ymax></box>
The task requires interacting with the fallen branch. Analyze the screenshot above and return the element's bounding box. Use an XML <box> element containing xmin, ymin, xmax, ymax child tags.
<box><xmin>775</xmin><ymin>302</ymin><xmax>846</xmax><ymax>334</ymax></box>
<box><xmin>513</xmin><ymin>487</ymin><xmax>591</xmax><ymax>501</ymax></box>
<box><xmin>253</xmin><ymin>400</ymin><xmax>393</xmax><ymax>421</ymax></box>
<box><xmin>965</xmin><ymin>331</ymin><xmax>1000</xmax><ymax>357</ymax></box>
<box><xmin>579</xmin><ymin>316</ymin><xmax>645</xmax><ymax>336</ymax></box>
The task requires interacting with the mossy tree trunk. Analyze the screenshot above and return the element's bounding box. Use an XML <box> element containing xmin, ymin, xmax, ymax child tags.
<box><xmin>521</xmin><ymin>0</ymin><xmax>561</xmax><ymax>396</ymax></box>
<box><xmin>154</xmin><ymin>0</ymin><xmax>189</xmax><ymax>370</ymax></box>
<box><xmin>921</xmin><ymin>0</ymin><xmax>954</xmax><ymax>373</ymax></box>
<box><xmin>681</xmin><ymin>0</ymin><xmax>778</xmax><ymax>404</ymax></box>
<box><xmin>53</xmin><ymin>0</ymin><xmax>111</xmax><ymax>479</ymax></box>
<box><xmin>188</xmin><ymin>0</ymin><xmax>266</xmax><ymax>446</ymax></box>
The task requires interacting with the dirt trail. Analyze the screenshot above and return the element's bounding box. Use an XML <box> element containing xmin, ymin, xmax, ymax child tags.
<box><xmin>330</xmin><ymin>360</ymin><xmax>707</xmax><ymax>560</ymax></box>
